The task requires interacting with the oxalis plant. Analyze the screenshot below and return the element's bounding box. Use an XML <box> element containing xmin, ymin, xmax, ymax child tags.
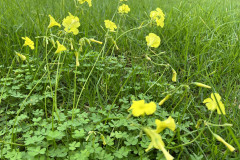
<box><xmin>0</xmin><ymin>0</ymin><xmax>238</xmax><ymax>159</ymax></box>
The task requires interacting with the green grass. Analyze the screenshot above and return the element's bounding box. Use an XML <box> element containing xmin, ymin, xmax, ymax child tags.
<box><xmin>0</xmin><ymin>0</ymin><xmax>240</xmax><ymax>159</ymax></box>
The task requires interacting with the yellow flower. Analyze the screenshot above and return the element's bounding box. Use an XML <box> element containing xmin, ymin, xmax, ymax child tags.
<box><xmin>89</xmin><ymin>38</ymin><xmax>103</xmax><ymax>44</ymax></box>
<box><xmin>48</xmin><ymin>15</ymin><xmax>61</xmax><ymax>28</ymax></box>
<box><xmin>143</xmin><ymin>128</ymin><xmax>174</xmax><ymax>160</ymax></box>
<box><xmin>203</xmin><ymin>93</ymin><xmax>226</xmax><ymax>115</ymax></box>
<box><xmin>55</xmin><ymin>41</ymin><xmax>67</xmax><ymax>54</ymax></box>
<box><xmin>193</xmin><ymin>82</ymin><xmax>211</xmax><ymax>89</ymax></box>
<box><xmin>172</xmin><ymin>68</ymin><xmax>177</xmax><ymax>82</ymax></box>
<box><xmin>156</xmin><ymin>17</ymin><xmax>165</xmax><ymax>28</ymax></box>
<box><xmin>104</xmin><ymin>20</ymin><xmax>117</xmax><ymax>32</ymax></box>
<box><xmin>78</xmin><ymin>0</ymin><xmax>92</xmax><ymax>7</ymax></box>
<box><xmin>150</xmin><ymin>8</ymin><xmax>165</xmax><ymax>28</ymax></box>
<box><xmin>118</xmin><ymin>4</ymin><xmax>130</xmax><ymax>14</ymax></box>
<box><xmin>146</xmin><ymin>33</ymin><xmax>160</xmax><ymax>48</ymax></box>
<box><xmin>213</xmin><ymin>133</ymin><xmax>235</xmax><ymax>152</ymax></box>
<box><xmin>120</xmin><ymin>0</ymin><xmax>127</xmax><ymax>1</ymax></box>
<box><xmin>75</xmin><ymin>52</ymin><xmax>79</xmax><ymax>66</ymax></box>
<box><xmin>159</xmin><ymin>94</ymin><xmax>171</xmax><ymax>106</ymax></box>
<box><xmin>62</xmin><ymin>12</ymin><xmax>80</xmax><ymax>35</ymax></box>
<box><xmin>16</xmin><ymin>52</ymin><xmax>26</xmax><ymax>61</ymax></box>
<box><xmin>22</xmin><ymin>37</ymin><xmax>34</xmax><ymax>50</ymax></box>
<box><xmin>155</xmin><ymin>116</ymin><xmax>176</xmax><ymax>133</ymax></box>
<box><xmin>128</xmin><ymin>100</ymin><xmax>156</xmax><ymax>117</ymax></box>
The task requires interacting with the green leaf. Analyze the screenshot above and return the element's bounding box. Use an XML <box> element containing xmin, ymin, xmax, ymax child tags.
<box><xmin>25</xmin><ymin>135</ymin><xmax>45</xmax><ymax>145</ymax></box>
<box><xmin>4</xmin><ymin>149</ymin><xmax>23</xmax><ymax>160</ymax></box>
<box><xmin>48</xmin><ymin>145</ymin><xmax>68</xmax><ymax>158</ymax></box>
<box><xmin>105</xmin><ymin>136</ymin><xmax>114</xmax><ymax>146</ymax></box>
<box><xmin>114</xmin><ymin>147</ymin><xmax>130</xmax><ymax>158</ymax></box>
<box><xmin>72</xmin><ymin>129</ymin><xmax>85</xmax><ymax>139</ymax></box>
<box><xmin>111</xmin><ymin>131</ymin><xmax>128</xmax><ymax>139</ymax></box>
<box><xmin>124</xmin><ymin>136</ymin><xmax>138</xmax><ymax>146</ymax></box>
<box><xmin>27</xmin><ymin>146</ymin><xmax>46</xmax><ymax>157</ymax></box>
<box><xmin>47</xmin><ymin>130</ymin><xmax>65</xmax><ymax>140</ymax></box>
<box><xmin>69</xmin><ymin>141</ymin><xmax>80</xmax><ymax>151</ymax></box>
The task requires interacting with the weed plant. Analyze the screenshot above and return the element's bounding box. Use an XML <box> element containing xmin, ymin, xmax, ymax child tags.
<box><xmin>0</xmin><ymin>0</ymin><xmax>240</xmax><ymax>159</ymax></box>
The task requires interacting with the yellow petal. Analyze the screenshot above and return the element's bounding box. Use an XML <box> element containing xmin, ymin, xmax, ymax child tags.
<box><xmin>128</xmin><ymin>100</ymin><xmax>145</xmax><ymax>111</ymax></box>
<box><xmin>210</xmin><ymin>93</ymin><xmax>226</xmax><ymax>115</ymax></box>
<box><xmin>216</xmin><ymin>101</ymin><xmax>226</xmax><ymax>115</ymax></box>
<box><xmin>150</xmin><ymin>8</ymin><xmax>165</xmax><ymax>28</ymax></box>
<box><xmin>129</xmin><ymin>100</ymin><xmax>156</xmax><ymax>117</ymax></box>
<box><xmin>143</xmin><ymin>128</ymin><xmax>174</xmax><ymax>160</ymax></box>
<box><xmin>118</xmin><ymin>4</ymin><xmax>130</xmax><ymax>14</ymax></box>
<box><xmin>211</xmin><ymin>93</ymin><xmax>221</xmax><ymax>102</ymax></box>
<box><xmin>159</xmin><ymin>94</ymin><xmax>171</xmax><ymax>106</ymax></box>
<box><xmin>90</xmin><ymin>38</ymin><xmax>103</xmax><ymax>44</ymax></box>
<box><xmin>193</xmin><ymin>82</ymin><xmax>211</xmax><ymax>89</ymax></box>
<box><xmin>203</xmin><ymin>97</ymin><xmax>218</xmax><ymax>111</ymax></box>
<box><xmin>156</xmin><ymin>18</ymin><xmax>164</xmax><ymax>28</ymax></box>
<box><xmin>155</xmin><ymin>116</ymin><xmax>176</xmax><ymax>133</ymax></box>
<box><xmin>213</xmin><ymin>134</ymin><xmax>235</xmax><ymax>152</ymax></box>
<box><xmin>62</xmin><ymin>12</ymin><xmax>80</xmax><ymax>35</ymax></box>
<box><xmin>206</xmin><ymin>101</ymin><xmax>216</xmax><ymax>111</ymax></box>
<box><xmin>16</xmin><ymin>52</ymin><xmax>26</xmax><ymax>61</ymax></box>
<box><xmin>48</xmin><ymin>15</ymin><xmax>61</xmax><ymax>28</ymax></box>
<box><xmin>145</xmin><ymin>142</ymin><xmax>154</xmax><ymax>152</ymax></box>
<box><xmin>161</xmin><ymin>146</ymin><xmax>174</xmax><ymax>160</ymax></box>
<box><xmin>146</xmin><ymin>33</ymin><xmax>161</xmax><ymax>48</ymax></box>
<box><xmin>22</xmin><ymin>37</ymin><xmax>34</xmax><ymax>50</ymax></box>
<box><xmin>143</xmin><ymin>128</ymin><xmax>165</xmax><ymax>150</ymax></box>
<box><xmin>78</xmin><ymin>0</ymin><xmax>92</xmax><ymax>7</ymax></box>
<box><xmin>132</xmin><ymin>107</ymin><xmax>145</xmax><ymax>117</ymax></box>
<box><xmin>75</xmin><ymin>52</ymin><xmax>79</xmax><ymax>66</ymax></box>
<box><xmin>203</xmin><ymin>98</ymin><xmax>212</xmax><ymax>104</ymax></box>
<box><xmin>172</xmin><ymin>68</ymin><xmax>177</xmax><ymax>82</ymax></box>
<box><xmin>144</xmin><ymin>102</ymin><xmax>157</xmax><ymax>115</ymax></box>
<box><xmin>155</xmin><ymin>119</ymin><xmax>165</xmax><ymax>133</ymax></box>
<box><xmin>55</xmin><ymin>41</ymin><xmax>67</xmax><ymax>54</ymax></box>
<box><xmin>164</xmin><ymin>116</ymin><xmax>176</xmax><ymax>132</ymax></box>
<box><xmin>104</xmin><ymin>20</ymin><xmax>117</xmax><ymax>31</ymax></box>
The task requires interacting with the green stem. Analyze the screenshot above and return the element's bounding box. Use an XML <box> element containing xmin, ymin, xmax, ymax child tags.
<box><xmin>167</xmin><ymin>128</ymin><xmax>205</xmax><ymax>149</ymax></box>
<box><xmin>0</xmin><ymin>141</ymin><xmax>25</xmax><ymax>146</ymax></box>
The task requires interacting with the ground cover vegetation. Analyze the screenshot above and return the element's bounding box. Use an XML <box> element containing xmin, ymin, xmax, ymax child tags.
<box><xmin>0</xmin><ymin>0</ymin><xmax>240</xmax><ymax>159</ymax></box>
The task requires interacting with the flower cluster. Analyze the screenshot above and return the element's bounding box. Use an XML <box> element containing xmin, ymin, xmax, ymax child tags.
<box><xmin>104</xmin><ymin>20</ymin><xmax>117</xmax><ymax>31</ymax></box>
<box><xmin>128</xmin><ymin>99</ymin><xmax>176</xmax><ymax>160</ymax></box>
<box><xmin>16</xmin><ymin>35</ymin><xmax>34</xmax><ymax>61</ymax></box>
<box><xmin>62</xmin><ymin>12</ymin><xmax>81</xmax><ymax>35</ymax></box>
<box><xmin>118</xmin><ymin>4</ymin><xmax>130</xmax><ymax>14</ymax></box>
<box><xmin>150</xmin><ymin>8</ymin><xmax>165</xmax><ymax>28</ymax></box>
<box><xmin>78</xmin><ymin>0</ymin><xmax>92</xmax><ymax>7</ymax></box>
<box><xmin>143</xmin><ymin>117</ymin><xmax>176</xmax><ymax>160</ymax></box>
